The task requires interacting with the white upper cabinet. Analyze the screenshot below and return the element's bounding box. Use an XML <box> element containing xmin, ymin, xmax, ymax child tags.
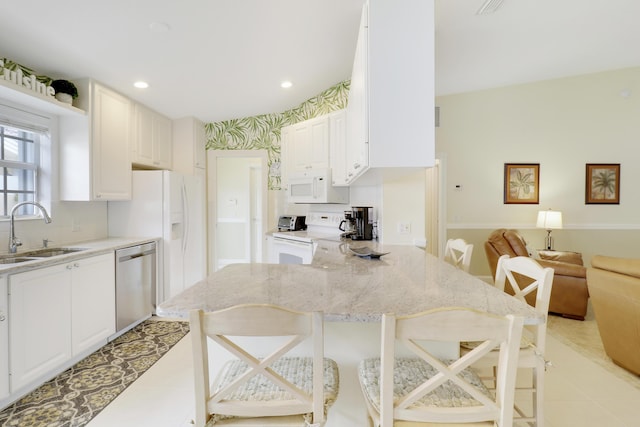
<box><xmin>280</xmin><ymin>125</ymin><xmax>293</xmax><ymax>190</ymax></box>
<box><xmin>344</xmin><ymin>3</ymin><xmax>370</xmax><ymax>184</ymax></box>
<box><xmin>172</xmin><ymin>117</ymin><xmax>207</xmax><ymax>175</ymax></box>
<box><xmin>289</xmin><ymin>115</ymin><xmax>330</xmax><ymax>172</ymax></box>
<box><xmin>132</xmin><ymin>103</ymin><xmax>172</xmax><ymax>170</ymax></box>
<box><xmin>59</xmin><ymin>79</ymin><xmax>132</xmax><ymax>200</ymax></box>
<box><xmin>346</xmin><ymin>0</ymin><xmax>435</xmax><ymax>181</ymax></box>
<box><xmin>329</xmin><ymin>109</ymin><xmax>348</xmax><ymax>186</ymax></box>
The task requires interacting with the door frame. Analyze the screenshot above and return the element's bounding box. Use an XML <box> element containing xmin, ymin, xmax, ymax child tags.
<box><xmin>425</xmin><ymin>155</ymin><xmax>446</xmax><ymax>257</ymax></box>
<box><xmin>207</xmin><ymin>149</ymin><xmax>269</xmax><ymax>272</ymax></box>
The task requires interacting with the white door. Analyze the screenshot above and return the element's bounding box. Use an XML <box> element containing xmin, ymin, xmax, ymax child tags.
<box><xmin>425</xmin><ymin>157</ymin><xmax>445</xmax><ymax>257</ymax></box>
<box><xmin>208</xmin><ymin>150</ymin><xmax>268</xmax><ymax>272</ymax></box>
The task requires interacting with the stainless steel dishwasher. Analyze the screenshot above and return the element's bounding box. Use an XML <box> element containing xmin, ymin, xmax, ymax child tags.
<box><xmin>115</xmin><ymin>242</ymin><xmax>157</xmax><ymax>335</ymax></box>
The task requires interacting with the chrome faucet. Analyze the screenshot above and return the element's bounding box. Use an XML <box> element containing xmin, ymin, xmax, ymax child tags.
<box><xmin>9</xmin><ymin>201</ymin><xmax>52</xmax><ymax>254</ymax></box>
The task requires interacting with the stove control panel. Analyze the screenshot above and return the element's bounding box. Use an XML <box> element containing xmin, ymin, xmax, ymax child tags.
<box><xmin>306</xmin><ymin>212</ymin><xmax>343</xmax><ymax>228</ymax></box>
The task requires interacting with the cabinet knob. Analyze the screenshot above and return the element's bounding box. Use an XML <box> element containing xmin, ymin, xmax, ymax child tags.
<box><xmin>74</xmin><ymin>262</ymin><xmax>80</xmax><ymax>268</ymax></box>
<box><xmin>0</xmin><ymin>313</ymin><xmax>5</xmax><ymax>322</ymax></box>
<box><xmin>354</xmin><ymin>163</ymin><xmax>361</xmax><ymax>169</ymax></box>
<box><xmin>66</xmin><ymin>265</ymin><xmax>73</xmax><ymax>270</ymax></box>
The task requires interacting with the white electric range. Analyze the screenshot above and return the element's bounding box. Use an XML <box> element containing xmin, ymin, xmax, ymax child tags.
<box><xmin>270</xmin><ymin>212</ymin><xmax>343</xmax><ymax>264</ymax></box>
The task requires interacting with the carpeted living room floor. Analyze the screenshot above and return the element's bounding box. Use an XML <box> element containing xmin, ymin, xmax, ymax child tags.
<box><xmin>547</xmin><ymin>301</ymin><xmax>640</xmax><ymax>390</ymax></box>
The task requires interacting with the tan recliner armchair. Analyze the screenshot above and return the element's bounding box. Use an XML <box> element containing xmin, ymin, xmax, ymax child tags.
<box><xmin>588</xmin><ymin>255</ymin><xmax>640</xmax><ymax>376</ymax></box>
<box><xmin>485</xmin><ymin>229</ymin><xmax>589</xmax><ymax>320</ymax></box>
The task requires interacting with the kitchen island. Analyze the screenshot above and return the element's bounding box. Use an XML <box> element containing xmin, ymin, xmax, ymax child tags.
<box><xmin>158</xmin><ymin>239</ymin><xmax>540</xmax><ymax>426</ymax></box>
<box><xmin>158</xmin><ymin>238</ymin><xmax>539</xmax><ymax>323</ymax></box>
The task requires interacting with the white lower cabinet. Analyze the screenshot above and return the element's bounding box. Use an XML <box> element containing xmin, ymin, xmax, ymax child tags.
<box><xmin>8</xmin><ymin>253</ymin><xmax>115</xmax><ymax>393</ymax></box>
<box><xmin>71</xmin><ymin>253</ymin><xmax>115</xmax><ymax>355</ymax></box>
<box><xmin>9</xmin><ymin>264</ymin><xmax>72</xmax><ymax>391</ymax></box>
<box><xmin>0</xmin><ymin>276</ymin><xmax>8</xmax><ymax>401</ymax></box>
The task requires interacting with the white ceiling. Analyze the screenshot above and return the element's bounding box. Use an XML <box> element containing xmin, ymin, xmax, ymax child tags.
<box><xmin>1</xmin><ymin>0</ymin><xmax>640</xmax><ymax>123</ymax></box>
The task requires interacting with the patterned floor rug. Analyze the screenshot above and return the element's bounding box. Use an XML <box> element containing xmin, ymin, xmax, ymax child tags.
<box><xmin>0</xmin><ymin>318</ymin><xmax>189</xmax><ymax>427</ymax></box>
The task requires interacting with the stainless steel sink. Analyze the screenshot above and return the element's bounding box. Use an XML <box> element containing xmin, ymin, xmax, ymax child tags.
<box><xmin>0</xmin><ymin>256</ymin><xmax>39</xmax><ymax>264</ymax></box>
<box><xmin>23</xmin><ymin>248</ymin><xmax>87</xmax><ymax>257</ymax></box>
<box><xmin>0</xmin><ymin>247</ymin><xmax>88</xmax><ymax>265</ymax></box>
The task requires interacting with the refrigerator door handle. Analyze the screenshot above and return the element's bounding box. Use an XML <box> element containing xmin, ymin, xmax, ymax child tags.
<box><xmin>181</xmin><ymin>182</ymin><xmax>189</xmax><ymax>254</ymax></box>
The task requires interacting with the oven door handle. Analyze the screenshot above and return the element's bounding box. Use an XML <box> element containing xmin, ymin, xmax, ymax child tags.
<box><xmin>273</xmin><ymin>237</ymin><xmax>314</xmax><ymax>248</ymax></box>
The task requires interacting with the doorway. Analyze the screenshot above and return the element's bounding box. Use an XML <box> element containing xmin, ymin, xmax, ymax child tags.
<box><xmin>207</xmin><ymin>150</ymin><xmax>268</xmax><ymax>272</ymax></box>
<box><xmin>425</xmin><ymin>157</ymin><xmax>446</xmax><ymax>256</ymax></box>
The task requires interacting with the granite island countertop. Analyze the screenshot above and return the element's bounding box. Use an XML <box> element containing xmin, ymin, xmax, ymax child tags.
<box><xmin>158</xmin><ymin>239</ymin><xmax>542</xmax><ymax>324</ymax></box>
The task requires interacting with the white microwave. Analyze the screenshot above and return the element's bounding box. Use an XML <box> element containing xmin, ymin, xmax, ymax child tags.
<box><xmin>287</xmin><ymin>169</ymin><xmax>349</xmax><ymax>204</ymax></box>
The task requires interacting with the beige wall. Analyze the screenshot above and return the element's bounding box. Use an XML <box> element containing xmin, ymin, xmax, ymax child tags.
<box><xmin>436</xmin><ymin>67</ymin><xmax>640</xmax><ymax>275</ymax></box>
<box><xmin>381</xmin><ymin>170</ymin><xmax>427</xmax><ymax>245</ymax></box>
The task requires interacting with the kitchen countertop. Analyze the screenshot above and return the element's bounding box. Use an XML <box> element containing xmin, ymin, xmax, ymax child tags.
<box><xmin>158</xmin><ymin>238</ymin><xmax>542</xmax><ymax>324</ymax></box>
<box><xmin>0</xmin><ymin>237</ymin><xmax>160</xmax><ymax>274</ymax></box>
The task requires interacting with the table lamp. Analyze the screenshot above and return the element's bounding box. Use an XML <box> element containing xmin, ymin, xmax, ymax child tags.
<box><xmin>536</xmin><ymin>209</ymin><xmax>563</xmax><ymax>250</ymax></box>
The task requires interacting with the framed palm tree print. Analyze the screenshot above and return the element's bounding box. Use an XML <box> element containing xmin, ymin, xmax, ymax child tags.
<box><xmin>586</xmin><ymin>163</ymin><xmax>620</xmax><ymax>204</ymax></box>
<box><xmin>504</xmin><ymin>163</ymin><xmax>540</xmax><ymax>204</ymax></box>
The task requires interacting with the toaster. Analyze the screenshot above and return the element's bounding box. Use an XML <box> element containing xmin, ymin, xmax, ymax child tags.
<box><xmin>277</xmin><ymin>215</ymin><xmax>307</xmax><ymax>231</ymax></box>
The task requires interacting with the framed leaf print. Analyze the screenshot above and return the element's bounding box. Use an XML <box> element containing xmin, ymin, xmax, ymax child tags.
<box><xmin>586</xmin><ymin>163</ymin><xmax>620</xmax><ymax>204</ymax></box>
<box><xmin>504</xmin><ymin>163</ymin><xmax>539</xmax><ymax>204</ymax></box>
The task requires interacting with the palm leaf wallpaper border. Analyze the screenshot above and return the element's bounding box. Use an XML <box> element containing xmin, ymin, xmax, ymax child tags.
<box><xmin>204</xmin><ymin>80</ymin><xmax>350</xmax><ymax>190</ymax></box>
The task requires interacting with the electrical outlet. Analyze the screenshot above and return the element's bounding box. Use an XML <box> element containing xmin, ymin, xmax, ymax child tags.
<box><xmin>397</xmin><ymin>222</ymin><xmax>411</xmax><ymax>234</ymax></box>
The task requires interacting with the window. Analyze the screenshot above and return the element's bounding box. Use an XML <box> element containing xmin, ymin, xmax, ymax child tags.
<box><xmin>0</xmin><ymin>124</ymin><xmax>41</xmax><ymax>217</ymax></box>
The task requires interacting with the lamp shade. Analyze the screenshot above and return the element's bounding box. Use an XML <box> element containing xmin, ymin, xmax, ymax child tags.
<box><xmin>537</xmin><ymin>210</ymin><xmax>563</xmax><ymax>230</ymax></box>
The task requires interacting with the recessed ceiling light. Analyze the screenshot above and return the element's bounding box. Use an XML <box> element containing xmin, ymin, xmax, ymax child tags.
<box><xmin>281</xmin><ymin>81</ymin><xmax>293</xmax><ymax>89</ymax></box>
<box><xmin>134</xmin><ymin>81</ymin><xmax>149</xmax><ymax>89</ymax></box>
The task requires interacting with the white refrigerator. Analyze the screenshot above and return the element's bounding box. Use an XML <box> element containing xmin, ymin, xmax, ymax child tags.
<box><xmin>108</xmin><ymin>170</ymin><xmax>206</xmax><ymax>305</ymax></box>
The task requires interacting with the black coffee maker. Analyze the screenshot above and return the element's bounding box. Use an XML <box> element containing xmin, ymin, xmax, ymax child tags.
<box><xmin>351</xmin><ymin>206</ymin><xmax>373</xmax><ymax>240</ymax></box>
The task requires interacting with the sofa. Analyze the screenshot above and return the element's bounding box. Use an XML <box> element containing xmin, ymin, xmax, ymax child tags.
<box><xmin>485</xmin><ymin>229</ymin><xmax>589</xmax><ymax>320</ymax></box>
<box><xmin>588</xmin><ymin>255</ymin><xmax>640</xmax><ymax>376</ymax></box>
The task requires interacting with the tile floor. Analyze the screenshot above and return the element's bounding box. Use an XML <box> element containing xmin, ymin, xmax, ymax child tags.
<box><xmin>86</xmin><ymin>326</ymin><xmax>640</xmax><ymax>427</ymax></box>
